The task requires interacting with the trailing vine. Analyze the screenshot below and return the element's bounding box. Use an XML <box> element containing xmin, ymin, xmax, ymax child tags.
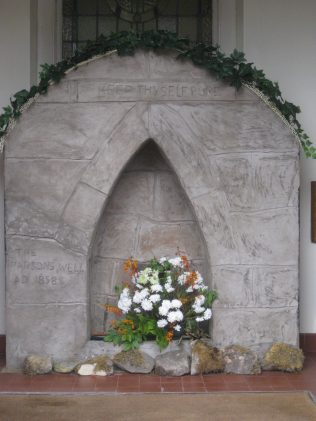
<box><xmin>0</xmin><ymin>30</ymin><xmax>314</xmax><ymax>157</ymax></box>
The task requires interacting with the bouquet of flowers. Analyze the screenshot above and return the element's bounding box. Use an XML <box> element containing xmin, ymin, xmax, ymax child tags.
<box><xmin>104</xmin><ymin>255</ymin><xmax>217</xmax><ymax>350</ymax></box>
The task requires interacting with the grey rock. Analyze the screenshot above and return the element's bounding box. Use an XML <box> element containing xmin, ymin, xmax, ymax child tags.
<box><xmin>53</xmin><ymin>358</ymin><xmax>82</xmax><ymax>373</ymax></box>
<box><xmin>23</xmin><ymin>354</ymin><xmax>52</xmax><ymax>375</ymax></box>
<box><xmin>191</xmin><ymin>341</ymin><xmax>225</xmax><ymax>375</ymax></box>
<box><xmin>155</xmin><ymin>351</ymin><xmax>190</xmax><ymax>376</ymax></box>
<box><xmin>75</xmin><ymin>355</ymin><xmax>113</xmax><ymax>376</ymax></box>
<box><xmin>113</xmin><ymin>350</ymin><xmax>154</xmax><ymax>374</ymax></box>
<box><xmin>224</xmin><ymin>345</ymin><xmax>261</xmax><ymax>375</ymax></box>
<box><xmin>262</xmin><ymin>343</ymin><xmax>304</xmax><ymax>372</ymax></box>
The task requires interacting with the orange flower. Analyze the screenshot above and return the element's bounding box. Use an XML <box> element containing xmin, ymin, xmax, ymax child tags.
<box><xmin>123</xmin><ymin>258</ymin><xmax>138</xmax><ymax>275</ymax></box>
<box><xmin>122</xmin><ymin>319</ymin><xmax>135</xmax><ymax>329</ymax></box>
<box><xmin>102</xmin><ymin>304</ymin><xmax>122</xmax><ymax>316</ymax></box>
<box><xmin>185</xmin><ymin>271</ymin><xmax>198</xmax><ymax>287</ymax></box>
<box><xmin>181</xmin><ymin>255</ymin><xmax>190</xmax><ymax>270</ymax></box>
<box><xmin>166</xmin><ymin>330</ymin><xmax>174</xmax><ymax>342</ymax></box>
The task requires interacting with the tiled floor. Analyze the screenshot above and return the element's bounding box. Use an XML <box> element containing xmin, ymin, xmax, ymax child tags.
<box><xmin>0</xmin><ymin>353</ymin><xmax>316</xmax><ymax>397</ymax></box>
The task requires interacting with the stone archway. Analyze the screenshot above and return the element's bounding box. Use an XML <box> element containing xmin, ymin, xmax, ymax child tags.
<box><xmin>5</xmin><ymin>50</ymin><xmax>299</xmax><ymax>368</ymax></box>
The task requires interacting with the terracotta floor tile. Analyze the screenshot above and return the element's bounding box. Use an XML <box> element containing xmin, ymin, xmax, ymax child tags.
<box><xmin>117</xmin><ymin>376</ymin><xmax>140</xmax><ymax>387</ymax></box>
<box><xmin>117</xmin><ymin>385</ymin><xmax>140</xmax><ymax>393</ymax></box>
<box><xmin>182</xmin><ymin>376</ymin><xmax>204</xmax><ymax>384</ymax></box>
<box><xmin>161</xmin><ymin>384</ymin><xmax>183</xmax><ymax>392</ymax></box>
<box><xmin>139</xmin><ymin>375</ymin><xmax>161</xmax><ymax>382</ymax></box>
<box><xmin>271</xmin><ymin>385</ymin><xmax>297</xmax><ymax>391</ymax></box>
<box><xmin>224</xmin><ymin>376</ymin><xmax>249</xmax><ymax>385</ymax></box>
<box><xmin>139</xmin><ymin>384</ymin><xmax>162</xmax><ymax>393</ymax></box>
<box><xmin>205</xmin><ymin>384</ymin><xmax>228</xmax><ymax>391</ymax></box>
<box><xmin>248</xmin><ymin>385</ymin><xmax>274</xmax><ymax>392</ymax></box>
<box><xmin>203</xmin><ymin>378</ymin><xmax>226</xmax><ymax>387</ymax></box>
<box><xmin>182</xmin><ymin>386</ymin><xmax>207</xmax><ymax>393</ymax></box>
<box><xmin>226</xmin><ymin>384</ymin><xmax>251</xmax><ymax>392</ymax></box>
<box><xmin>160</xmin><ymin>376</ymin><xmax>182</xmax><ymax>383</ymax></box>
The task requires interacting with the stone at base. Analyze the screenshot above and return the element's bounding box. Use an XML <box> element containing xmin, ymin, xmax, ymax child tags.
<box><xmin>23</xmin><ymin>354</ymin><xmax>52</xmax><ymax>376</ymax></box>
<box><xmin>262</xmin><ymin>343</ymin><xmax>304</xmax><ymax>372</ymax></box>
<box><xmin>155</xmin><ymin>351</ymin><xmax>190</xmax><ymax>376</ymax></box>
<box><xmin>53</xmin><ymin>358</ymin><xmax>82</xmax><ymax>373</ymax></box>
<box><xmin>224</xmin><ymin>345</ymin><xmax>261</xmax><ymax>375</ymax></box>
<box><xmin>191</xmin><ymin>340</ymin><xmax>225</xmax><ymax>375</ymax></box>
<box><xmin>113</xmin><ymin>349</ymin><xmax>154</xmax><ymax>374</ymax></box>
<box><xmin>75</xmin><ymin>355</ymin><xmax>113</xmax><ymax>376</ymax></box>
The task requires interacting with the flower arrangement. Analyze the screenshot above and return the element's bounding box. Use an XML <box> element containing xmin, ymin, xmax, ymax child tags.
<box><xmin>104</xmin><ymin>255</ymin><xmax>217</xmax><ymax>350</ymax></box>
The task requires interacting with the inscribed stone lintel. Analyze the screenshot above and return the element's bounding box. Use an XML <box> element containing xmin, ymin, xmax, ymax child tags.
<box><xmin>77</xmin><ymin>80</ymin><xmax>238</xmax><ymax>102</ymax></box>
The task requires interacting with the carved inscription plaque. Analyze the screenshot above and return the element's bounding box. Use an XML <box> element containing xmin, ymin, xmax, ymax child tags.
<box><xmin>7</xmin><ymin>244</ymin><xmax>86</xmax><ymax>304</ymax></box>
<box><xmin>77</xmin><ymin>81</ymin><xmax>236</xmax><ymax>102</ymax></box>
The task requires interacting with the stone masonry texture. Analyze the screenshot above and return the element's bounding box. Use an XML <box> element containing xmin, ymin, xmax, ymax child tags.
<box><xmin>4</xmin><ymin>50</ymin><xmax>299</xmax><ymax>367</ymax></box>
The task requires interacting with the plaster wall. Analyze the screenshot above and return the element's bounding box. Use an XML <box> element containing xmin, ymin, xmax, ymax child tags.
<box><xmin>242</xmin><ymin>0</ymin><xmax>316</xmax><ymax>332</ymax></box>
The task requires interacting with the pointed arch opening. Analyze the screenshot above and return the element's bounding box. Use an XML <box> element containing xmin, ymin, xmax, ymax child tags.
<box><xmin>89</xmin><ymin>139</ymin><xmax>210</xmax><ymax>335</ymax></box>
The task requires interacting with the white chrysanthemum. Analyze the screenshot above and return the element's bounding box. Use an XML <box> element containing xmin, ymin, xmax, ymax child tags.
<box><xmin>131</xmin><ymin>273</ymin><xmax>139</xmax><ymax>284</ymax></box>
<box><xmin>164</xmin><ymin>275</ymin><xmax>175</xmax><ymax>292</ymax></box>
<box><xmin>117</xmin><ymin>288</ymin><xmax>132</xmax><ymax>313</ymax></box>
<box><xmin>196</xmin><ymin>316</ymin><xmax>204</xmax><ymax>322</ymax></box>
<box><xmin>158</xmin><ymin>300</ymin><xmax>172</xmax><ymax>316</ymax></box>
<box><xmin>186</xmin><ymin>286</ymin><xmax>193</xmax><ymax>293</ymax></box>
<box><xmin>168</xmin><ymin>257</ymin><xmax>182</xmax><ymax>267</ymax></box>
<box><xmin>165</xmin><ymin>285</ymin><xmax>175</xmax><ymax>293</ymax></box>
<box><xmin>171</xmin><ymin>299</ymin><xmax>182</xmax><ymax>309</ymax></box>
<box><xmin>159</xmin><ymin>257</ymin><xmax>167</xmax><ymax>263</ymax></box>
<box><xmin>194</xmin><ymin>306</ymin><xmax>205</xmax><ymax>314</ymax></box>
<box><xmin>134</xmin><ymin>307</ymin><xmax>141</xmax><ymax>313</ymax></box>
<box><xmin>151</xmin><ymin>283</ymin><xmax>163</xmax><ymax>293</ymax></box>
<box><xmin>149</xmin><ymin>294</ymin><xmax>161</xmax><ymax>304</ymax></box>
<box><xmin>204</xmin><ymin>308</ymin><xmax>212</xmax><ymax>320</ymax></box>
<box><xmin>192</xmin><ymin>295</ymin><xmax>206</xmax><ymax>314</ymax></box>
<box><xmin>138</xmin><ymin>268</ymin><xmax>159</xmax><ymax>285</ymax></box>
<box><xmin>174</xmin><ymin>324</ymin><xmax>181</xmax><ymax>332</ymax></box>
<box><xmin>157</xmin><ymin>319</ymin><xmax>168</xmax><ymax>328</ymax></box>
<box><xmin>195</xmin><ymin>295</ymin><xmax>205</xmax><ymax>306</ymax></box>
<box><xmin>141</xmin><ymin>298</ymin><xmax>153</xmax><ymax>311</ymax></box>
<box><xmin>177</xmin><ymin>274</ymin><xmax>186</xmax><ymax>285</ymax></box>
<box><xmin>133</xmin><ymin>288</ymin><xmax>149</xmax><ymax>304</ymax></box>
<box><xmin>167</xmin><ymin>310</ymin><xmax>183</xmax><ymax>323</ymax></box>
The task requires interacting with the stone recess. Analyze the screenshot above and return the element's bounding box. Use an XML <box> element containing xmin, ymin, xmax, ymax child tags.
<box><xmin>90</xmin><ymin>142</ymin><xmax>207</xmax><ymax>334</ymax></box>
<box><xmin>5</xmin><ymin>50</ymin><xmax>299</xmax><ymax>367</ymax></box>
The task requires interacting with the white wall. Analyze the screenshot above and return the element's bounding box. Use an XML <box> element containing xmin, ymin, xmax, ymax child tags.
<box><xmin>0</xmin><ymin>0</ymin><xmax>59</xmax><ymax>334</ymax></box>
<box><xmin>242</xmin><ymin>0</ymin><xmax>316</xmax><ymax>332</ymax></box>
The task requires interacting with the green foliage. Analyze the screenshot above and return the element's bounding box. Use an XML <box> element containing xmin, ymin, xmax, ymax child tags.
<box><xmin>0</xmin><ymin>30</ymin><xmax>312</xmax><ymax>157</ymax></box>
<box><xmin>104</xmin><ymin>314</ymin><xmax>169</xmax><ymax>350</ymax></box>
<box><xmin>104</xmin><ymin>318</ymin><xmax>143</xmax><ymax>351</ymax></box>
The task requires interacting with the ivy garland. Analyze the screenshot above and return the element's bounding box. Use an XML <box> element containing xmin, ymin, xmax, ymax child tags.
<box><xmin>0</xmin><ymin>30</ymin><xmax>314</xmax><ymax>157</ymax></box>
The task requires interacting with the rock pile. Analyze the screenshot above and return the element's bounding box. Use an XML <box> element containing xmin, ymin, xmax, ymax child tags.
<box><xmin>22</xmin><ymin>341</ymin><xmax>304</xmax><ymax>376</ymax></box>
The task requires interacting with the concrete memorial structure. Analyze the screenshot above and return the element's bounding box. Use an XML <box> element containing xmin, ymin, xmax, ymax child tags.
<box><xmin>4</xmin><ymin>50</ymin><xmax>299</xmax><ymax>368</ymax></box>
